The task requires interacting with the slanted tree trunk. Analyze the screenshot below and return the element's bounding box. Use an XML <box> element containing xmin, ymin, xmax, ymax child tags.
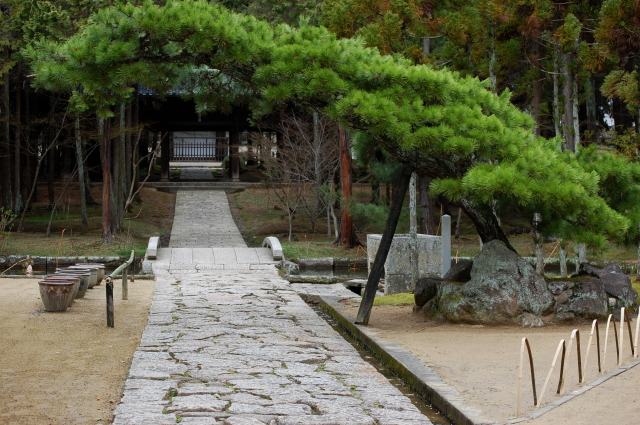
<box><xmin>356</xmin><ymin>165</ymin><xmax>414</xmax><ymax>325</ymax></box>
<box><xmin>458</xmin><ymin>198</ymin><xmax>516</xmax><ymax>252</ymax></box>
<box><xmin>47</xmin><ymin>143</ymin><xmax>55</xmax><ymax>207</ymax></box>
<box><xmin>338</xmin><ymin>126</ymin><xmax>356</xmax><ymax>247</ymax></box>
<box><xmin>532</xmin><ymin>43</ymin><xmax>542</xmax><ymax>136</ymax></box>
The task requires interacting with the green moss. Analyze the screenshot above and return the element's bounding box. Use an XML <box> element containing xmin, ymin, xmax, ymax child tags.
<box><xmin>372</xmin><ymin>292</ymin><xmax>414</xmax><ymax>306</ymax></box>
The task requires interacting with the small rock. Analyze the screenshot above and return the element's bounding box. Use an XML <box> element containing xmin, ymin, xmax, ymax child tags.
<box><xmin>555</xmin><ymin>292</ymin><xmax>569</xmax><ymax>304</ymax></box>
<box><xmin>521</xmin><ymin>313</ymin><xmax>544</xmax><ymax>328</ymax></box>
<box><xmin>548</xmin><ymin>281</ymin><xmax>568</xmax><ymax>295</ymax></box>
<box><xmin>413</xmin><ymin>277</ymin><xmax>443</xmax><ymax>307</ymax></box>
<box><xmin>555</xmin><ymin>312</ymin><xmax>575</xmax><ymax>322</ymax></box>
<box><xmin>442</xmin><ymin>259</ymin><xmax>473</xmax><ymax>283</ymax></box>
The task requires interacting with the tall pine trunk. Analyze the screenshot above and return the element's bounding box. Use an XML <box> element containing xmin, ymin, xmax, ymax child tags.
<box><xmin>1</xmin><ymin>72</ymin><xmax>12</xmax><ymax>209</ymax></box>
<box><xmin>75</xmin><ymin>116</ymin><xmax>88</xmax><ymax>233</ymax></box>
<box><xmin>101</xmin><ymin>117</ymin><xmax>113</xmax><ymax>244</ymax></box>
<box><xmin>562</xmin><ymin>52</ymin><xmax>575</xmax><ymax>151</ymax></box>
<box><xmin>13</xmin><ymin>63</ymin><xmax>23</xmax><ymax>214</ymax></box>
<box><xmin>553</xmin><ymin>45</ymin><xmax>561</xmax><ymax>138</ymax></box>
<box><xmin>338</xmin><ymin>126</ymin><xmax>355</xmax><ymax>247</ymax></box>
<box><xmin>419</xmin><ymin>174</ymin><xmax>435</xmax><ymax>235</ymax></box>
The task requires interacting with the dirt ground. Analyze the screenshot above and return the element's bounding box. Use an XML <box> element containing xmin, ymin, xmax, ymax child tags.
<box><xmin>0</xmin><ymin>277</ymin><xmax>156</xmax><ymax>424</ymax></box>
<box><xmin>336</xmin><ymin>302</ymin><xmax>640</xmax><ymax>424</ymax></box>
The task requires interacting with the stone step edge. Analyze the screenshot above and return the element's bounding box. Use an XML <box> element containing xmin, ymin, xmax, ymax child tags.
<box><xmin>316</xmin><ymin>295</ymin><xmax>491</xmax><ymax>425</ymax></box>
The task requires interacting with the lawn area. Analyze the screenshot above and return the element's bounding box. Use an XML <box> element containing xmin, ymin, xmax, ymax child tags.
<box><xmin>231</xmin><ymin>186</ymin><xmax>640</xmax><ymax>263</ymax></box>
<box><xmin>1</xmin><ymin>183</ymin><xmax>175</xmax><ymax>258</ymax></box>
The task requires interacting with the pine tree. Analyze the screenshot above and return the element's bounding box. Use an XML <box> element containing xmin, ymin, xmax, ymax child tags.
<box><xmin>23</xmin><ymin>0</ymin><xmax>640</xmax><ymax>249</ymax></box>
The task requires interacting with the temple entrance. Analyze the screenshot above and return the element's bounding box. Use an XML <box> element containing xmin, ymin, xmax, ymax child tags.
<box><xmin>169</xmin><ymin>131</ymin><xmax>229</xmax><ymax>162</ymax></box>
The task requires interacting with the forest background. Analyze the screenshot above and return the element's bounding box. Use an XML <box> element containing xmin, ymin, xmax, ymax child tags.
<box><xmin>1</xmin><ymin>0</ymin><xmax>640</xmax><ymax>269</ymax></box>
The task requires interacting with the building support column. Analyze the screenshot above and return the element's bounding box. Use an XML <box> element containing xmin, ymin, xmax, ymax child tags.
<box><xmin>230</xmin><ymin>119</ymin><xmax>240</xmax><ymax>181</ymax></box>
<box><xmin>160</xmin><ymin>131</ymin><xmax>169</xmax><ymax>182</ymax></box>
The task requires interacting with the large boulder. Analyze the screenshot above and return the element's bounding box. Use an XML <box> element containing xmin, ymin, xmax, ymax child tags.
<box><xmin>438</xmin><ymin>240</ymin><xmax>555</xmax><ymax>324</ymax></box>
<box><xmin>556</xmin><ymin>278</ymin><xmax>608</xmax><ymax>319</ymax></box>
<box><xmin>576</xmin><ymin>262</ymin><xmax>637</xmax><ymax>310</ymax></box>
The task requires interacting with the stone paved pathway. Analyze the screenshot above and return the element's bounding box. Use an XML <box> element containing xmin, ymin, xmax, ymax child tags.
<box><xmin>170</xmin><ymin>191</ymin><xmax>246</xmax><ymax>248</ymax></box>
<box><xmin>180</xmin><ymin>168</ymin><xmax>215</xmax><ymax>180</ymax></box>
<box><xmin>114</xmin><ymin>190</ymin><xmax>432</xmax><ymax>425</ymax></box>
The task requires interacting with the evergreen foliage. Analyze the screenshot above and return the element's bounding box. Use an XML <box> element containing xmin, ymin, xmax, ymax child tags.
<box><xmin>23</xmin><ymin>0</ymin><xmax>640</xmax><ymax>249</ymax></box>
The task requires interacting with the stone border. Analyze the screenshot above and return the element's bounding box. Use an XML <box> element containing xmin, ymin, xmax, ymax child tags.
<box><xmin>297</xmin><ymin>257</ymin><xmax>368</xmax><ymax>269</ymax></box>
<box><xmin>317</xmin><ymin>295</ymin><xmax>491</xmax><ymax>425</ymax></box>
<box><xmin>506</xmin><ymin>359</ymin><xmax>640</xmax><ymax>423</ymax></box>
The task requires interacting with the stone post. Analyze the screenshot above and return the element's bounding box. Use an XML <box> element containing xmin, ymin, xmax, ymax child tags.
<box><xmin>409</xmin><ymin>173</ymin><xmax>418</xmax><ymax>289</ymax></box>
<box><xmin>441</xmin><ymin>214</ymin><xmax>451</xmax><ymax>277</ymax></box>
<box><xmin>533</xmin><ymin>212</ymin><xmax>544</xmax><ymax>276</ymax></box>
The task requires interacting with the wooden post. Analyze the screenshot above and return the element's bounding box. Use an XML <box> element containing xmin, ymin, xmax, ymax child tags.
<box><xmin>230</xmin><ymin>117</ymin><xmax>240</xmax><ymax>181</ymax></box>
<box><xmin>634</xmin><ymin>314</ymin><xmax>640</xmax><ymax>358</ymax></box>
<box><xmin>583</xmin><ymin>320</ymin><xmax>600</xmax><ymax>381</ymax></box>
<box><xmin>106</xmin><ymin>279</ymin><xmax>114</xmax><ymax>328</ymax></box>
<box><xmin>619</xmin><ymin>308</ymin><xmax>625</xmax><ymax>365</ymax></box>
<box><xmin>122</xmin><ymin>266</ymin><xmax>128</xmax><ymax>300</ymax></box>
<box><xmin>409</xmin><ymin>173</ymin><xmax>418</xmax><ymax>289</ymax></box>
<box><xmin>356</xmin><ymin>164</ymin><xmax>414</xmax><ymax>325</ymax></box>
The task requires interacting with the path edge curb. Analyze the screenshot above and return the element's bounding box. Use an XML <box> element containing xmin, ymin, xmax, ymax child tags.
<box><xmin>317</xmin><ymin>295</ymin><xmax>492</xmax><ymax>425</ymax></box>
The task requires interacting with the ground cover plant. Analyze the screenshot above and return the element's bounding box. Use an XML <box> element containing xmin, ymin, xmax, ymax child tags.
<box><xmin>0</xmin><ymin>185</ymin><xmax>174</xmax><ymax>258</ymax></box>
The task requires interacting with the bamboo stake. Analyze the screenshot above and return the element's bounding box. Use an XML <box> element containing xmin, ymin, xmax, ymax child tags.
<box><xmin>624</xmin><ymin>309</ymin><xmax>634</xmax><ymax>357</ymax></box>
<box><xmin>544</xmin><ymin>240</ymin><xmax>562</xmax><ymax>267</ymax></box>
<box><xmin>603</xmin><ymin>314</ymin><xmax>619</xmax><ymax>371</ymax></box>
<box><xmin>518</xmin><ymin>338</ymin><xmax>525</xmax><ymax>417</ymax></box>
<box><xmin>537</xmin><ymin>339</ymin><xmax>564</xmax><ymax>408</ymax></box>
<box><xmin>619</xmin><ymin>308</ymin><xmax>625</xmax><ymax>365</ymax></box>
<box><xmin>583</xmin><ymin>319</ymin><xmax>600</xmax><ymax>381</ymax></box>
<box><xmin>634</xmin><ymin>315</ymin><xmax>640</xmax><ymax>359</ymax></box>
<box><xmin>560</xmin><ymin>329</ymin><xmax>582</xmax><ymax>394</ymax></box>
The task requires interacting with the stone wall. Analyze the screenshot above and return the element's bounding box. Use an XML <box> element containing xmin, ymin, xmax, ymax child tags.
<box><xmin>367</xmin><ymin>234</ymin><xmax>443</xmax><ymax>295</ymax></box>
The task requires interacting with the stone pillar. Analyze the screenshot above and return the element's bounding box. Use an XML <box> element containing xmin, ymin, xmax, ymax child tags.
<box><xmin>160</xmin><ymin>131</ymin><xmax>169</xmax><ymax>182</ymax></box>
<box><xmin>441</xmin><ymin>214</ymin><xmax>451</xmax><ymax>277</ymax></box>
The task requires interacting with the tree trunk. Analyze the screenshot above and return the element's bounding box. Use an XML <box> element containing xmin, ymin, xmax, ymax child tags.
<box><xmin>125</xmin><ymin>103</ymin><xmax>132</xmax><ymax>206</ymax></box>
<box><xmin>488</xmin><ymin>24</ymin><xmax>497</xmax><ymax>93</ymax></box>
<box><xmin>562</xmin><ymin>52</ymin><xmax>575</xmax><ymax>151</ymax></box>
<box><xmin>409</xmin><ymin>173</ymin><xmax>418</xmax><ymax>289</ymax></box>
<box><xmin>1</xmin><ymin>71</ymin><xmax>12</xmax><ymax>209</ymax></box>
<box><xmin>458</xmin><ymin>198</ymin><xmax>516</xmax><ymax>252</ymax></box>
<box><xmin>101</xmin><ymin>117</ymin><xmax>113</xmax><ymax>244</ymax></box>
<box><xmin>585</xmin><ymin>75</ymin><xmax>597</xmax><ymax>140</ymax></box>
<box><xmin>356</xmin><ymin>164</ymin><xmax>414</xmax><ymax>325</ymax></box>
<box><xmin>532</xmin><ymin>43</ymin><xmax>542</xmax><ymax>136</ymax></box>
<box><xmin>419</xmin><ymin>174</ymin><xmax>435</xmax><ymax>235</ymax></box>
<box><xmin>47</xmin><ymin>144</ymin><xmax>55</xmax><ymax>207</ymax></box>
<box><xmin>454</xmin><ymin>207</ymin><xmax>462</xmax><ymax>239</ymax></box>
<box><xmin>338</xmin><ymin>126</ymin><xmax>355</xmax><ymax>248</ymax></box>
<box><xmin>553</xmin><ymin>45</ymin><xmax>561</xmax><ymax>138</ymax></box>
<box><xmin>13</xmin><ymin>63</ymin><xmax>23</xmax><ymax>214</ymax></box>
<box><xmin>75</xmin><ymin>117</ymin><xmax>88</xmax><ymax>233</ymax></box>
